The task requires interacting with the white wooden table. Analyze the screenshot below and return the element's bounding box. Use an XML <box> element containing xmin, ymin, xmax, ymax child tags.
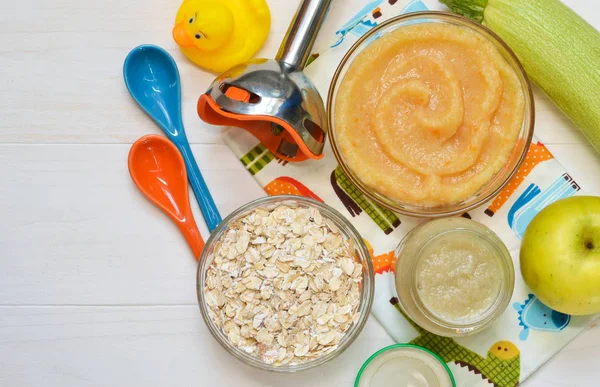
<box><xmin>1</xmin><ymin>0</ymin><xmax>598</xmax><ymax>385</ymax></box>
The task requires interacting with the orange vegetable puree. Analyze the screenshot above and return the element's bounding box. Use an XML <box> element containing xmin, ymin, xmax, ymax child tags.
<box><xmin>334</xmin><ymin>23</ymin><xmax>525</xmax><ymax>206</ymax></box>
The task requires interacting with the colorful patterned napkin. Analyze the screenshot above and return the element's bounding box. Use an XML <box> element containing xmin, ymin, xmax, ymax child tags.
<box><xmin>222</xmin><ymin>1</ymin><xmax>598</xmax><ymax>385</ymax></box>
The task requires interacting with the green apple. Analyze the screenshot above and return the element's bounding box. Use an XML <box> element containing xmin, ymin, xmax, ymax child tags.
<box><xmin>520</xmin><ymin>195</ymin><xmax>600</xmax><ymax>315</ymax></box>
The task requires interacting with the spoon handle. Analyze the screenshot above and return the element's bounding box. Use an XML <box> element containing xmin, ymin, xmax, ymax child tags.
<box><xmin>176</xmin><ymin>142</ymin><xmax>222</xmax><ymax>231</ymax></box>
<box><xmin>177</xmin><ymin>217</ymin><xmax>205</xmax><ymax>260</ymax></box>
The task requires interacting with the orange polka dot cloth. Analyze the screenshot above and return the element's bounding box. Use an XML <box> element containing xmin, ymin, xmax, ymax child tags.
<box><xmin>222</xmin><ymin>1</ymin><xmax>598</xmax><ymax>385</ymax></box>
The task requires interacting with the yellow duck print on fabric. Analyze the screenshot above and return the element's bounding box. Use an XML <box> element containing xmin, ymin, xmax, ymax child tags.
<box><xmin>390</xmin><ymin>297</ymin><xmax>521</xmax><ymax>387</ymax></box>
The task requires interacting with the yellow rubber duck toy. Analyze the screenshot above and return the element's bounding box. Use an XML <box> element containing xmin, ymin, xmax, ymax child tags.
<box><xmin>172</xmin><ymin>0</ymin><xmax>271</xmax><ymax>73</ymax></box>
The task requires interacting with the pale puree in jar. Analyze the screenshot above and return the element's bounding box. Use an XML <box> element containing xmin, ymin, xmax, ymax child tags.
<box><xmin>394</xmin><ymin>218</ymin><xmax>514</xmax><ymax>336</ymax></box>
<box><xmin>334</xmin><ymin>23</ymin><xmax>525</xmax><ymax>206</ymax></box>
<box><xmin>415</xmin><ymin>233</ymin><xmax>502</xmax><ymax>323</ymax></box>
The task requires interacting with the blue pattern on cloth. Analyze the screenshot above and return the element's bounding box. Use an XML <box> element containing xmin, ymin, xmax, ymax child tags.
<box><xmin>221</xmin><ymin>1</ymin><xmax>599</xmax><ymax>385</ymax></box>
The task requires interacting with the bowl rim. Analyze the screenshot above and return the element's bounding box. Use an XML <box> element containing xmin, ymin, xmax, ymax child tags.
<box><xmin>196</xmin><ymin>194</ymin><xmax>375</xmax><ymax>372</ymax></box>
<box><xmin>326</xmin><ymin>11</ymin><xmax>535</xmax><ymax>218</ymax></box>
<box><xmin>354</xmin><ymin>343</ymin><xmax>457</xmax><ymax>387</ymax></box>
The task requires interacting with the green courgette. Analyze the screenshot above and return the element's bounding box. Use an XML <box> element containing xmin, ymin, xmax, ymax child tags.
<box><xmin>440</xmin><ymin>0</ymin><xmax>600</xmax><ymax>153</ymax></box>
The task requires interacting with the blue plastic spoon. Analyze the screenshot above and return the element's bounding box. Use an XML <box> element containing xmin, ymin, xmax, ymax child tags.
<box><xmin>123</xmin><ymin>44</ymin><xmax>221</xmax><ymax>231</ymax></box>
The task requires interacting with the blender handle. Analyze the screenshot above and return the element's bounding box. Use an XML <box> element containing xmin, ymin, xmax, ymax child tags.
<box><xmin>276</xmin><ymin>0</ymin><xmax>333</xmax><ymax>70</ymax></box>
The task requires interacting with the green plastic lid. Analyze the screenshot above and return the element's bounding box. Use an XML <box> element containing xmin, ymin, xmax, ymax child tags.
<box><xmin>355</xmin><ymin>344</ymin><xmax>456</xmax><ymax>387</ymax></box>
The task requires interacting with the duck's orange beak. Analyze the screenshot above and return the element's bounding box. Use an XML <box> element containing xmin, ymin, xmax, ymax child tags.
<box><xmin>172</xmin><ymin>21</ymin><xmax>194</xmax><ymax>48</ymax></box>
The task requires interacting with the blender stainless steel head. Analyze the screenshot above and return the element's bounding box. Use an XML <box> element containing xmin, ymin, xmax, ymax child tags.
<box><xmin>198</xmin><ymin>0</ymin><xmax>332</xmax><ymax>162</ymax></box>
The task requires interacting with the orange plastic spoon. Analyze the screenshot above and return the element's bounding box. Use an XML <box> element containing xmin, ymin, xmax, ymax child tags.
<box><xmin>128</xmin><ymin>134</ymin><xmax>205</xmax><ymax>259</ymax></box>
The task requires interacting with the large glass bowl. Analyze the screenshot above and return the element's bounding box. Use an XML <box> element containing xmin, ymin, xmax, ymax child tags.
<box><xmin>327</xmin><ymin>11</ymin><xmax>535</xmax><ymax>217</ymax></box>
<box><xmin>196</xmin><ymin>195</ymin><xmax>375</xmax><ymax>372</ymax></box>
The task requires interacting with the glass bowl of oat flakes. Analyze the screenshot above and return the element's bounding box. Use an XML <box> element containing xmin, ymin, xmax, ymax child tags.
<box><xmin>197</xmin><ymin>195</ymin><xmax>374</xmax><ymax>372</ymax></box>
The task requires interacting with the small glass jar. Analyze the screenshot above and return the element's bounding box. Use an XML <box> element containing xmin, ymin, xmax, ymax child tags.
<box><xmin>395</xmin><ymin>218</ymin><xmax>514</xmax><ymax>337</ymax></box>
<box><xmin>355</xmin><ymin>344</ymin><xmax>456</xmax><ymax>387</ymax></box>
